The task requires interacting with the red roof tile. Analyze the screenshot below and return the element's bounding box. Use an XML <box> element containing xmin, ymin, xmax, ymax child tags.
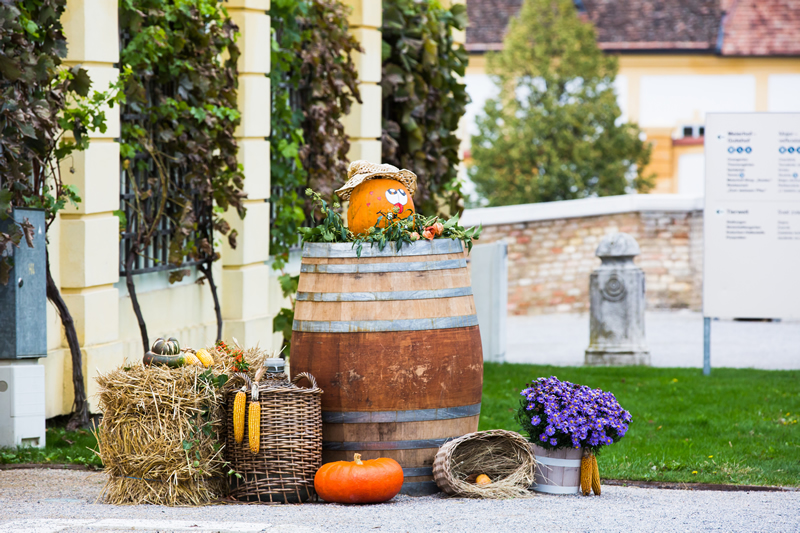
<box><xmin>720</xmin><ymin>0</ymin><xmax>800</xmax><ymax>56</ymax></box>
<box><xmin>466</xmin><ymin>0</ymin><xmax>800</xmax><ymax>56</ymax></box>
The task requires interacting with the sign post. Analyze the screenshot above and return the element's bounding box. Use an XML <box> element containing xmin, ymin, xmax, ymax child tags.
<box><xmin>703</xmin><ymin>113</ymin><xmax>800</xmax><ymax>373</ymax></box>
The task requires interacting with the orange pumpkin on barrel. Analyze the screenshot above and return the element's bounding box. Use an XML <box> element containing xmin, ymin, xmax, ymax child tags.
<box><xmin>335</xmin><ymin>161</ymin><xmax>417</xmax><ymax>236</ymax></box>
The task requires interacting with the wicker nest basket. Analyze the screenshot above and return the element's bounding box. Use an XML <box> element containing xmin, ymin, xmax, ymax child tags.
<box><xmin>224</xmin><ymin>372</ymin><xmax>322</xmax><ymax>503</ymax></box>
<box><xmin>432</xmin><ymin>429</ymin><xmax>536</xmax><ymax>499</ymax></box>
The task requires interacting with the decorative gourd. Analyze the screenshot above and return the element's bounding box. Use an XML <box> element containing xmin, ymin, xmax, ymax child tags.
<box><xmin>195</xmin><ymin>348</ymin><xmax>214</xmax><ymax>368</ymax></box>
<box><xmin>184</xmin><ymin>353</ymin><xmax>202</xmax><ymax>366</ymax></box>
<box><xmin>314</xmin><ymin>453</ymin><xmax>404</xmax><ymax>504</ymax></box>
<box><xmin>475</xmin><ymin>474</ymin><xmax>491</xmax><ymax>486</ymax></box>
<box><xmin>347</xmin><ymin>179</ymin><xmax>415</xmax><ymax>236</ymax></box>
<box><xmin>143</xmin><ymin>336</ymin><xmax>186</xmax><ymax>367</ymax></box>
<box><xmin>143</xmin><ymin>351</ymin><xmax>189</xmax><ymax>368</ymax></box>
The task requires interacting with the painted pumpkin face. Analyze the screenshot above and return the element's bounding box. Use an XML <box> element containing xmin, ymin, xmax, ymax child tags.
<box><xmin>347</xmin><ymin>178</ymin><xmax>415</xmax><ymax>235</ymax></box>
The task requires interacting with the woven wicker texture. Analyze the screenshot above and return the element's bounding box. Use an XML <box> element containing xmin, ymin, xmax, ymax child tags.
<box><xmin>224</xmin><ymin>373</ymin><xmax>322</xmax><ymax>503</ymax></box>
<box><xmin>432</xmin><ymin>429</ymin><xmax>535</xmax><ymax>499</ymax></box>
<box><xmin>334</xmin><ymin>160</ymin><xmax>417</xmax><ymax>200</ymax></box>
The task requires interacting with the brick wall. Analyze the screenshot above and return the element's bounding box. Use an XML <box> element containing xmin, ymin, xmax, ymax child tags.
<box><xmin>462</xmin><ymin>196</ymin><xmax>704</xmax><ymax>315</ymax></box>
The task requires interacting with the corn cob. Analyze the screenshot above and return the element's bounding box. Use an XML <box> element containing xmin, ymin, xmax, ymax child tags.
<box><xmin>195</xmin><ymin>349</ymin><xmax>213</xmax><ymax>368</ymax></box>
<box><xmin>580</xmin><ymin>451</ymin><xmax>592</xmax><ymax>496</ymax></box>
<box><xmin>248</xmin><ymin>383</ymin><xmax>261</xmax><ymax>454</ymax></box>
<box><xmin>184</xmin><ymin>353</ymin><xmax>202</xmax><ymax>366</ymax></box>
<box><xmin>591</xmin><ymin>454</ymin><xmax>601</xmax><ymax>495</ymax></box>
<box><xmin>233</xmin><ymin>386</ymin><xmax>247</xmax><ymax>444</ymax></box>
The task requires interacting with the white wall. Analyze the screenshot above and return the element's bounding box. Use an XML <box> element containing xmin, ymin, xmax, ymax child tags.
<box><xmin>677</xmin><ymin>152</ymin><xmax>705</xmax><ymax>196</ymax></box>
<box><xmin>639</xmin><ymin>75</ymin><xmax>756</xmax><ymax>128</ymax></box>
<box><xmin>768</xmin><ymin>75</ymin><xmax>800</xmax><ymax>112</ymax></box>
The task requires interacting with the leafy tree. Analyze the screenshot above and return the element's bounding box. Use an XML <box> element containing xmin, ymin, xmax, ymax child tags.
<box><xmin>381</xmin><ymin>0</ymin><xmax>470</xmax><ymax>217</ymax></box>
<box><xmin>469</xmin><ymin>0</ymin><xmax>653</xmax><ymax>206</ymax></box>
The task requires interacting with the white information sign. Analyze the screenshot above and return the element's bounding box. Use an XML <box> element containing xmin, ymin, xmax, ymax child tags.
<box><xmin>704</xmin><ymin>113</ymin><xmax>800</xmax><ymax>319</ymax></box>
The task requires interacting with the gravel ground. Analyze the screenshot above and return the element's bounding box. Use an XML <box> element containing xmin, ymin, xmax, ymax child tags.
<box><xmin>1</xmin><ymin>469</ymin><xmax>799</xmax><ymax>533</ymax></box>
<box><xmin>507</xmin><ymin>311</ymin><xmax>800</xmax><ymax>369</ymax></box>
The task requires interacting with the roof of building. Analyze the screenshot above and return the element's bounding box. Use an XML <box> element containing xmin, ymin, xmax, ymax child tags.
<box><xmin>465</xmin><ymin>0</ymin><xmax>800</xmax><ymax>56</ymax></box>
<box><xmin>720</xmin><ymin>0</ymin><xmax>800</xmax><ymax>56</ymax></box>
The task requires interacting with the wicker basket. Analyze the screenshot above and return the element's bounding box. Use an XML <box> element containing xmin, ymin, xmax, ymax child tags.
<box><xmin>224</xmin><ymin>372</ymin><xmax>322</xmax><ymax>503</ymax></box>
<box><xmin>432</xmin><ymin>429</ymin><xmax>535</xmax><ymax>498</ymax></box>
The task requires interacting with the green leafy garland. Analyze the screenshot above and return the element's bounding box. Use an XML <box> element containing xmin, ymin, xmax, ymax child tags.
<box><xmin>381</xmin><ymin>0</ymin><xmax>470</xmax><ymax>217</ymax></box>
<box><xmin>269</xmin><ymin>0</ymin><xmax>361</xmax><ymax>352</ymax></box>
<box><xmin>118</xmin><ymin>0</ymin><xmax>244</xmax><ymax>350</ymax></box>
<box><xmin>300</xmin><ymin>189</ymin><xmax>482</xmax><ymax>255</ymax></box>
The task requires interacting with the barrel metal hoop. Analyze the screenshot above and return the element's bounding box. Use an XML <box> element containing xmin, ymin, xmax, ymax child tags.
<box><xmin>298</xmin><ymin>287</ymin><xmax>473</xmax><ymax>303</ymax></box>
<box><xmin>293</xmin><ymin>315</ymin><xmax>479</xmax><ymax>333</ymax></box>
<box><xmin>402</xmin><ymin>467</ymin><xmax>434</xmax><ymax>477</ymax></box>
<box><xmin>321</xmin><ymin>403</ymin><xmax>481</xmax><ymax>423</ymax></box>
<box><xmin>531</xmin><ymin>484</ymin><xmax>580</xmax><ymax>494</ymax></box>
<box><xmin>303</xmin><ymin>240</ymin><xmax>463</xmax><ymax>258</ymax></box>
<box><xmin>536</xmin><ymin>456</ymin><xmax>582</xmax><ymax>468</ymax></box>
<box><xmin>299</xmin><ymin>258</ymin><xmax>467</xmax><ymax>274</ymax></box>
<box><xmin>322</xmin><ymin>437</ymin><xmax>454</xmax><ymax>451</ymax></box>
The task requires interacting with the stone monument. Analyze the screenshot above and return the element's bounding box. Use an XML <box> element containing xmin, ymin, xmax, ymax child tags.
<box><xmin>585</xmin><ymin>232</ymin><xmax>650</xmax><ymax>366</ymax></box>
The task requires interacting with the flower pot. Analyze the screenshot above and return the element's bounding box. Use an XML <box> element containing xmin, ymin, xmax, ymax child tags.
<box><xmin>530</xmin><ymin>444</ymin><xmax>582</xmax><ymax>494</ymax></box>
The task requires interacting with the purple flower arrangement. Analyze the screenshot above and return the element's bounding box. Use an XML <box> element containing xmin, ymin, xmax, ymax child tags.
<box><xmin>517</xmin><ymin>376</ymin><xmax>632</xmax><ymax>452</ymax></box>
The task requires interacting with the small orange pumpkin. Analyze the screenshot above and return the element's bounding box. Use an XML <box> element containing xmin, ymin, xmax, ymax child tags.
<box><xmin>314</xmin><ymin>453</ymin><xmax>404</xmax><ymax>504</ymax></box>
<box><xmin>347</xmin><ymin>178</ymin><xmax>415</xmax><ymax>236</ymax></box>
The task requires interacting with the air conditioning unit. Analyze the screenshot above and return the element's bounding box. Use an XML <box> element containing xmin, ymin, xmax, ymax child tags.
<box><xmin>0</xmin><ymin>363</ymin><xmax>46</xmax><ymax>448</ymax></box>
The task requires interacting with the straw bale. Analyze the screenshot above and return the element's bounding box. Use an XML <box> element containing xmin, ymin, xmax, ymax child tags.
<box><xmin>94</xmin><ymin>345</ymin><xmax>269</xmax><ymax>506</ymax></box>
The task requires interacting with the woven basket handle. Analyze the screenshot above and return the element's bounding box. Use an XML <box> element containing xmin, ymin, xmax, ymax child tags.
<box><xmin>292</xmin><ymin>372</ymin><xmax>318</xmax><ymax>390</ymax></box>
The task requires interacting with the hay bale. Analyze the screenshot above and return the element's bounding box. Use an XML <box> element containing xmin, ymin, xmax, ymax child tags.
<box><xmin>94</xmin><ymin>345</ymin><xmax>269</xmax><ymax>506</ymax></box>
<box><xmin>432</xmin><ymin>429</ymin><xmax>535</xmax><ymax>499</ymax></box>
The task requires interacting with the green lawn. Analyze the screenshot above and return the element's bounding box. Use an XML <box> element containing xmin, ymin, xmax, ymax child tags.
<box><xmin>0</xmin><ymin>426</ymin><xmax>101</xmax><ymax>468</ymax></box>
<box><xmin>480</xmin><ymin>363</ymin><xmax>800</xmax><ymax>487</ymax></box>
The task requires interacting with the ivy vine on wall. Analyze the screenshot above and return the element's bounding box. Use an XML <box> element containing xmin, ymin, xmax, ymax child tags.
<box><xmin>0</xmin><ymin>0</ymin><xmax>119</xmax><ymax>429</ymax></box>
<box><xmin>269</xmin><ymin>0</ymin><xmax>361</xmax><ymax>270</ymax></box>
<box><xmin>381</xmin><ymin>0</ymin><xmax>470</xmax><ymax>217</ymax></box>
<box><xmin>269</xmin><ymin>0</ymin><xmax>361</xmax><ymax>351</ymax></box>
<box><xmin>118</xmin><ymin>0</ymin><xmax>245</xmax><ymax>350</ymax></box>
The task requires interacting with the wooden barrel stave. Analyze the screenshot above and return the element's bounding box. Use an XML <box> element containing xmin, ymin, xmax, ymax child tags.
<box><xmin>290</xmin><ymin>240</ymin><xmax>483</xmax><ymax>495</ymax></box>
<box><xmin>292</xmin><ymin>328</ymin><xmax>482</xmax><ymax>411</ymax></box>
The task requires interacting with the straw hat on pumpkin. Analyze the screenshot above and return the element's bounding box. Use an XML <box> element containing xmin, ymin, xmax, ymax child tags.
<box><xmin>334</xmin><ymin>160</ymin><xmax>417</xmax><ymax>201</ymax></box>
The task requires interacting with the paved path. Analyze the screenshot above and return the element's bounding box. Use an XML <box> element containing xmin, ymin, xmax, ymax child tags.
<box><xmin>0</xmin><ymin>470</ymin><xmax>798</xmax><ymax>533</ymax></box>
<box><xmin>507</xmin><ymin>311</ymin><xmax>800</xmax><ymax>369</ymax></box>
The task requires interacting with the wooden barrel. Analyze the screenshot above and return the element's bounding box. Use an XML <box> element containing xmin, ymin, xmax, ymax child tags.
<box><xmin>530</xmin><ymin>444</ymin><xmax>582</xmax><ymax>494</ymax></box>
<box><xmin>290</xmin><ymin>239</ymin><xmax>483</xmax><ymax>495</ymax></box>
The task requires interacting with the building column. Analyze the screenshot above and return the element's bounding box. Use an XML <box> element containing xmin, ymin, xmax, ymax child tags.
<box><xmin>221</xmin><ymin>0</ymin><xmax>273</xmax><ymax>348</ymax></box>
<box><xmin>52</xmin><ymin>0</ymin><xmax>123</xmax><ymax>414</ymax></box>
<box><xmin>344</xmin><ymin>0</ymin><xmax>383</xmax><ymax>163</ymax></box>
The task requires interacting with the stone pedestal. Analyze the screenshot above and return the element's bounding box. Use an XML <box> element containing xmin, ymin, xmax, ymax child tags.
<box><xmin>585</xmin><ymin>233</ymin><xmax>650</xmax><ymax>366</ymax></box>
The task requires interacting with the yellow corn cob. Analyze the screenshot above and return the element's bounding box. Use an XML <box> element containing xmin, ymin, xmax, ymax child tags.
<box><xmin>195</xmin><ymin>349</ymin><xmax>213</xmax><ymax>368</ymax></box>
<box><xmin>184</xmin><ymin>353</ymin><xmax>202</xmax><ymax>366</ymax></box>
<box><xmin>248</xmin><ymin>384</ymin><xmax>260</xmax><ymax>454</ymax></box>
<box><xmin>233</xmin><ymin>387</ymin><xmax>246</xmax><ymax>444</ymax></box>
<box><xmin>580</xmin><ymin>452</ymin><xmax>592</xmax><ymax>496</ymax></box>
<box><xmin>591</xmin><ymin>454</ymin><xmax>601</xmax><ymax>495</ymax></box>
